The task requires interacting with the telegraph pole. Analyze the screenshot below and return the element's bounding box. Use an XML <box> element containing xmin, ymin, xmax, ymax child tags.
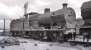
<box><xmin>24</xmin><ymin>1</ymin><xmax>28</xmax><ymax>19</ymax></box>
<box><xmin>2</xmin><ymin>18</ymin><xmax>5</xmax><ymax>36</ymax></box>
<box><xmin>23</xmin><ymin>1</ymin><xmax>28</xmax><ymax>30</ymax></box>
<box><xmin>4</xmin><ymin>18</ymin><xmax>5</xmax><ymax>33</ymax></box>
<box><xmin>22</xmin><ymin>1</ymin><xmax>28</xmax><ymax>37</ymax></box>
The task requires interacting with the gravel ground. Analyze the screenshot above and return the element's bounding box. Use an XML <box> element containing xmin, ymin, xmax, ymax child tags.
<box><xmin>0</xmin><ymin>37</ymin><xmax>91</xmax><ymax>50</ymax></box>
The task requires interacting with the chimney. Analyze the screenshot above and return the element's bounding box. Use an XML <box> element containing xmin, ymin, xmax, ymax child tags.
<box><xmin>62</xmin><ymin>3</ymin><xmax>68</xmax><ymax>9</ymax></box>
<box><xmin>44</xmin><ymin>8</ymin><xmax>50</xmax><ymax>13</ymax></box>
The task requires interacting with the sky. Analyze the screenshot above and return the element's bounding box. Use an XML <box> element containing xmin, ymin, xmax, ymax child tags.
<box><xmin>0</xmin><ymin>0</ymin><xmax>90</xmax><ymax>29</ymax></box>
<box><xmin>0</xmin><ymin>0</ymin><xmax>90</xmax><ymax>19</ymax></box>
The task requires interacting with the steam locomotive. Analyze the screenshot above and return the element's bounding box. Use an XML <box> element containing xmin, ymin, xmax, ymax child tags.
<box><xmin>10</xmin><ymin>3</ymin><xmax>76</xmax><ymax>41</ymax></box>
<box><xmin>80</xmin><ymin>1</ymin><xmax>91</xmax><ymax>35</ymax></box>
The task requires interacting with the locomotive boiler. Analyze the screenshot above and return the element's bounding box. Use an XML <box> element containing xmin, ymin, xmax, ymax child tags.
<box><xmin>10</xmin><ymin>3</ymin><xmax>76</xmax><ymax>41</ymax></box>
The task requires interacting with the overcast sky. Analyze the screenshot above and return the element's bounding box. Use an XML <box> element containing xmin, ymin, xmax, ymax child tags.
<box><xmin>0</xmin><ymin>0</ymin><xmax>90</xmax><ymax>29</ymax></box>
<box><xmin>0</xmin><ymin>0</ymin><xmax>90</xmax><ymax>19</ymax></box>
